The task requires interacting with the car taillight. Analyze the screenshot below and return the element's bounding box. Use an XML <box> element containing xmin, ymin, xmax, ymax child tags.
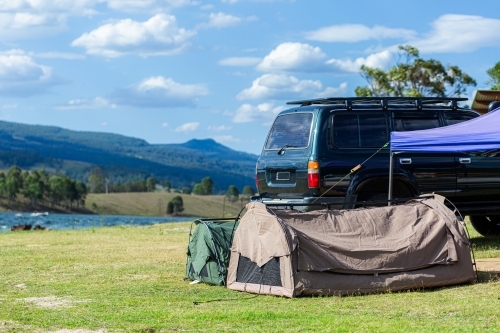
<box><xmin>308</xmin><ymin>160</ymin><xmax>320</xmax><ymax>188</ymax></box>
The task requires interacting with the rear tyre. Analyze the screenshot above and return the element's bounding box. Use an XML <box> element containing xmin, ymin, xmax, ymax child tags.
<box><xmin>469</xmin><ymin>215</ymin><xmax>500</xmax><ymax>236</ymax></box>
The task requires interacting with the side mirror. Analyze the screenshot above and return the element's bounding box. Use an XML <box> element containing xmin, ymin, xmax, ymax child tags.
<box><xmin>487</xmin><ymin>101</ymin><xmax>500</xmax><ymax>112</ymax></box>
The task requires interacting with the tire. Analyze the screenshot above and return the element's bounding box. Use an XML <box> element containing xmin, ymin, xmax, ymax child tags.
<box><xmin>469</xmin><ymin>215</ymin><xmax>500</xmax><ymax>236</ymax></box>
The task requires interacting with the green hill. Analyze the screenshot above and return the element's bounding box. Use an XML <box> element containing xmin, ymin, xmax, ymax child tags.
<box><xmin>0</xmin><ymin>120</ymin><xmax>259</xmax><ymax>193</ymax></box>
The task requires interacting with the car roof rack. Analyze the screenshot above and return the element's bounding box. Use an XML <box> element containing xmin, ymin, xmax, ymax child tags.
<box><xmin>286</xmin><ymin>97</ymin><xmax>468</xmax><ymax>110</ymax></box>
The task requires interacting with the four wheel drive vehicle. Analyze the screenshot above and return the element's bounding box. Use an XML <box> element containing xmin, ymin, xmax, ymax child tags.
<box><xmin>254</xmin><ymin>97</ymin><xmax>500</xmax><ymax>236</ymax></box>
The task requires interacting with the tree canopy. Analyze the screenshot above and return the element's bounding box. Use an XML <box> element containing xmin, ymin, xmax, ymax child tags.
<box><xmin>226</xmin><ymin>185</ymin><xmax>239</xmax><ymax>203</ymax></box>
<box><xmin>487</xmin><ymin>61</ymin><xmax>500</xmax><ymax>90</ymax></box>
<box><xmin>355</xmin><ymin>45</ymin><xmax>477</xmax><ymax>98</ymax></box>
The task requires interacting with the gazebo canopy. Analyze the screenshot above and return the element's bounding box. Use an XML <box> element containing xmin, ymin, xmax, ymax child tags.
<box><xmin>390</xmin><ymin>108</ymin><xmax>500</xmax><ymax>153</ymax></box>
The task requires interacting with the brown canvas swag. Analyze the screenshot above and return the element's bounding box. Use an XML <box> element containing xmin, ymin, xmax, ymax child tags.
<box><xmin>227</xmin><ymin>195</ymin><xmax>475</xmax><ymax>297</ymax></box>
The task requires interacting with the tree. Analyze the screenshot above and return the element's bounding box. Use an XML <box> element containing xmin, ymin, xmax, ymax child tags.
<box><xmin>192</xmin><ymin>183</ymin><xmax>205</xmax><ymax>195</ymax></box>
<box><xmin>487</xmin><ymin>61</ymin><xmax>500</xmax><ymax>90</ymax></box>
<box><xmin>226</xmin><ymin>185</ymin><xmax>239</xmax><ymax>203</ymax></box>
<box><xmin>242</xmin><ymin>185</ymin><xmax>256</xmax><ymax>198</ymax></box>
<box><xmin>6</xmin><ymin>166</ymin><xmax>22</xmax><ymax>205</ymax></box>
<box><xmin>201</xmin><ymin>177</ymin><xmax>214</xmax><ymax>195</ymax></box>
<box><xmin>167</xmin><ymin>195</ymin><xmax>184</xmax><ymax>215</ymax></box>
<box><xmin>75</xmin><ymin>181</ymin><xmax>88</xmax><ymax>209</ymax></box>
<box><xmin>182</xmin><ymin>187</ymin><xmax>191</xmax><ymax>194</ymax></box>
<box><xmin>192</xmin><ymin>177</ymin><xmax>214</xmax><ymax>195</ymax></box>
<box><xmin>355</xmin><ymin>45</ymin><xmax>477</xmax><ymax>98</ymax></box>
<box><xmin>23</xmin><ymin>170</ymin><xmax>44</xmax><ymax>208</ymax></box>
<box><xmin>146</xmin><ymin>177</ymin><xmax>156</xmax><ymax>192</ymax></box>
<box><xmin>88</xmin><ymin>167</ymin><xmax>106</xmax><ymax>193</ymax></box>
<box><xmin>162</xmin><ymin>180</ymin><xmax>171</xmax><ymax>192</ymax></box>
<box><xmin>48</xmin><ymin>175</ymin><xmax>66</xmax><ymax>207</ymax></box>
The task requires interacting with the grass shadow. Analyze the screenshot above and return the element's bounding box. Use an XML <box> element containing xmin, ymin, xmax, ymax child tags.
<box><xmin>475</xmin><ymin>270</ymin><xmax>499</xmax><ymax>283</ymax></box>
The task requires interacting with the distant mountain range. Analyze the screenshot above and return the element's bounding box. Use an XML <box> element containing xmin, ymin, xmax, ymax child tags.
<box><xmin>0</xmin><ymin>121</ymin><xmax>259</xmax><ymax>193</ymax></box>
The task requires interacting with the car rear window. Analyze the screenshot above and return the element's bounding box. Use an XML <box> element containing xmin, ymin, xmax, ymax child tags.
<box><xmin>265</xmin><ymin>113</ymin><xmax>313</xmax><ymax>149</ymax></box>
<box><xmin>444</xmin><ymin>111</ymin><xmax>478</xmax><ymax>125</ymax></box>
<box><xmin>332</xmin><ymin>114</ymin><xmax>388</xmax><ymax>147</ymax></box>
<box><xmin>393</xmin><ymin>111</ymin><xmax>440</xmax><ymax>131</ymax></box>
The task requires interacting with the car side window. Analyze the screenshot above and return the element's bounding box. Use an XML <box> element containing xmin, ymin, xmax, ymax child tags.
<box><xmin>443</xmin><ymin>111</ymin><xmax>478</xmax><ymax>125</ymax></box>
<box><xmin>332</xmin><ymin>114</ymin><xmax>387</xmax><ymax>147</ymax></box>
<box><xmin>393</xmin><ymin>111</ymin><xmax>440</xmax><ymax>131</ymax></box>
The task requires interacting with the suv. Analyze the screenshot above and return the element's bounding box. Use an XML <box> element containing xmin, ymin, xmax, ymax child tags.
<box><xmin>254</xmin><ymin>97</ymin><xmax>500</xmax><ymax>236</ymax></box>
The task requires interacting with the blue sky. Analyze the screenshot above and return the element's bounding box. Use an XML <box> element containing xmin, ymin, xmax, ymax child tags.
<box><xmin>1</xmin><ymin>0</ymin><xmax>500</xmax><ymax>155</ymax></box>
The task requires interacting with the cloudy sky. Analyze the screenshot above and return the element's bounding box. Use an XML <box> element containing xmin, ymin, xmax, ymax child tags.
<box><xmin>1</xmin><ymin>0</ymin><xmax>499</xmax><ymax>154</ymax></box>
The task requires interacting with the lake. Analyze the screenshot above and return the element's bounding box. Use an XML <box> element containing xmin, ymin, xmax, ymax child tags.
<box><xmin>0</xmin><ymin>212</ymin><xmax>195</xmax><ymax>232</ymax></box>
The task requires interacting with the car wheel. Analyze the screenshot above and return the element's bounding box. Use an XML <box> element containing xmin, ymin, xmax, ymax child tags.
<box><xmin>469</xmin><ymin>215</ymin><xmax>500</xmax><ymax>236</ymax></box>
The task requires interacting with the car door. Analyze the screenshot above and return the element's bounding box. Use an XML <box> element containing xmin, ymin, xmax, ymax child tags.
<box><xmin>444</xmin><ymin>110</ymin><xmax>500</xmax><ymax>204</ymax></box>
<box><xmin>392</xmin><ymin>110</ymin><xmax>457</xmax><ymax>196</ymax></box>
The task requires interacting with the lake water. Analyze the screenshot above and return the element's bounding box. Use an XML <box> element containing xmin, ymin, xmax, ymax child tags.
<box><xmin>0</xmin><ymin>212</ymin><xmax>195</xmax><ymax>232</ymax></box>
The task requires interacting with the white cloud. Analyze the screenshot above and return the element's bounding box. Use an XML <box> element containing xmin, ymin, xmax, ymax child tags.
<box><xmin>56</xmin><ymin>97</ymin><xmax>115</xmax><ymax>110</ymax></box>
<box><xmin>237</xmin><ymin>74</ymin><xmax>347</xmax><ymax>100</ymax></box>
<box><xmin>34</xmin><ymin>52</ymin><xmax>85</xmax><ymax>60</ymax></box>
<box><xmin>218</xmin><ymin>57</ymin><xmax>261</xmax><ymax>66</ymax></box>
<box><xmin>407</xmin><ymin>14</ymin><xmax>500</xmax><ymax>53</ymax></box>
<box><xmin>257</xmin><ymin>42</ymin><xmax>328</xmax><ymax>73</ymax></box>
<box><xmin>101</xmin><ymin>122</ymin><xmax>108</xmax><ymax>126</ymax></box>
<box><xmin>213</xmin><ymin>135</ymin><xmax>240</xmax><ymax>144</ymax></box>
<box><xmin>305</xmin><ymin>24</ymin><xmax>416</xmax><ymax>43</ymax></box>
<box><xmin>162</xmin><ymin>122</ymin><xmax>169</xmax><ymax>127</ymax></box>
<box><xmin>233</xmin><ymin>103</ymin><xmax>285</xmax><ymax>123</ymax></box>
<box><xmin>0</xmin><ymin>49</ymin><xmax>65</xmax><ymax>96</ymax></box>
<box><xmin>0</xmin><ymin>13</ymin><xmax>65</xmax><ymax>40</ymax></box>
<box><xmin>0</xmin><ymin>0</ymin><xmax>99</xmax><ymax>14</ymax></box>
<box><xmin>0</xmin><ymin>103</ymin><xmax>17</xmax><ymax>109</ymax></box>
<box><xmin>200</xmin><ymin>12</ymin><xmax>257</xmax><ymax>29</ymax></box>
<box><xmin>106</xmin><ymin>0</ymin><xmax>196</xmax><ymax>11</ymax></box>
<box><xmin>208</xmin><ymin>125</ymin><xmax>231</xmax><ymax>132</ymax></box>
<box><xmin>325</xmin><ymin>50</ymin><xmax>394</xmax><ymax>73</ymax></box>
<box><xmin>175</xmin><ymin>122</ymin><xmax>200</xmax><ymax>132</ymax></box>
<box><xmin>109</xmin><ymin>76</ymin><xmax>209</xmax><ymax>108</ymax></box>
<box><xmin>207</xmin><ymin>12</ymin><xmax>242</xmax><ymax>28</ymax></box>
<box><xmin>71</xmin><ymin>14</ymin><xmax>196</xmax><ymax>57</ymax></box>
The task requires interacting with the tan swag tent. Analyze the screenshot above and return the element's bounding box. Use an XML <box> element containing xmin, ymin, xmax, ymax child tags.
<box><xmin>227</xmin><ymin>195</ymin><xmax>475</xmax><ymax>297</ymax></box>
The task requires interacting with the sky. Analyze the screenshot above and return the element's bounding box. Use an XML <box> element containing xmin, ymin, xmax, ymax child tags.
<box><xmin>1</xmin><ymin>0</ymin><xmax>500</xmax><ymax>155</ymax></box>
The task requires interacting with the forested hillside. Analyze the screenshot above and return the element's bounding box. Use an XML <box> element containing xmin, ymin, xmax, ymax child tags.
<box><xmin>0</xmin><ymin>121</ymin><xmax>258</xmax><ymax>193</ymax></box>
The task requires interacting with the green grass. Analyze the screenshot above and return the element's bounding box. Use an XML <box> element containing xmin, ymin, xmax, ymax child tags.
<box><xmin>0</xmin><ymin>222</ymin><xmax>499</xmax><ymax>333</ymax></box>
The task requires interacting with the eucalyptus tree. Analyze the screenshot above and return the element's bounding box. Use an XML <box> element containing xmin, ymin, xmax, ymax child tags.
<box><xmin>355</xmin><ymin>45</ymin><xmax>477</xmax><ymax>97</ymax></box>
<box><xmin>6</xmin><ymin>166</ymin><xmax>22</xmax><ymax>205</ymax></box>
<box><xmin>487</xmin><ymin>61</ymin><xmax>500</xmax><ymax>90</ymax></box>
<box><xmin>23</xmin><ymin>170</ymin><xmax>45</xmax><ymax>208</ymax></box>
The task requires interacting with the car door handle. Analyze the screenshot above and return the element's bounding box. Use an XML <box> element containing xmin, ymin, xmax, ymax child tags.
<box><xmin>459</xmin><ymin>158</ymin><xmax>471</xmax><ymax>164</ymax></box>
<box><xmin>399</xmin><ymin>158</ymin><xmax>412</xmax><ymax>165</ymax></box>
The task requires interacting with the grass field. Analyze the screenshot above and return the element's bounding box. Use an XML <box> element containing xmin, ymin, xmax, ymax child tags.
<box><xmin>0</xmin><ymin>219</ymin><xmax>499</xmax><ymax>333</ymax></box>
<box><xmin>85</xmin><ymin>193</ymin><xmax>247</xmax><ymax>218</ymax></box>
<box><xmin>0</xmin><ymin>193</ymin><xmax>248</xmax><ymax>219</ymax></box>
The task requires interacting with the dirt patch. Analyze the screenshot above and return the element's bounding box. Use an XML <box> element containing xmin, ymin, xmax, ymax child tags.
<box><xmin>22</xmin><ymin>296</ymin><xmax>89</xmax><ymax>309</ymax></box>
<box><xmin>476</xmin><ymin>258</ymin><xmax>500</xmax><ymax>273</ymax></box>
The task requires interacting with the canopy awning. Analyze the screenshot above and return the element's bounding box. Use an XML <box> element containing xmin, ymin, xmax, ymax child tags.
<box><xmin>390</xmin><ymin>107</ymin><xmax>500</xmax><ymax>153</ymax></box>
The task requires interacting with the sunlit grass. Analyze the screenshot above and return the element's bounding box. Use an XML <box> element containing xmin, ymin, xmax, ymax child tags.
<box><xmin>0</xmin><ymin>221</ymin><xmax>498</xmax><ymax>332</ymax></box>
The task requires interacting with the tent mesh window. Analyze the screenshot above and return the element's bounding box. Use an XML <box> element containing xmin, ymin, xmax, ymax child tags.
<box><xmin>189</xmin><ymin>263</ymin><xmax>209</xmax><ymax>277</ymax></box>
<box><xmin>236</xmin><ymin>255</ymin><xmax>282</xmax><ymax>286</ymax></box>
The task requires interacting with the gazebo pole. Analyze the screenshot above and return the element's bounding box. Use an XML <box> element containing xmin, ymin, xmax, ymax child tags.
<box><xmin>388</xmin><ymin>152</ymin><xmax>394</xmax><ymax>206</ymax></box>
